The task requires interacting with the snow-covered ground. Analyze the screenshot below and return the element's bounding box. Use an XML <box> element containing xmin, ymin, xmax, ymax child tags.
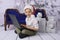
<box><xmin>0</xmin><ymin>26</ymin><xmax>60</xmax><ymax>40</ymax></box>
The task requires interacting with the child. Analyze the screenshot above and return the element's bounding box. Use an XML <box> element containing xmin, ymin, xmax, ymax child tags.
<box><xmin>15</xmin><ymin>5</ymin><xmax>39</xmax><ymax>38</ymax></box>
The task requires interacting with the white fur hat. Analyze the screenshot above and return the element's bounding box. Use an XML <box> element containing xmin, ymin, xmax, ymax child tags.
<box><xmin>24</xmin><ymin>5</ymin><xmax>33</xmax><ymax>12</ymax></box>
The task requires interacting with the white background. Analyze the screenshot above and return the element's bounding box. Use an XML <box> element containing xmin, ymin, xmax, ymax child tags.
<box><xmin>0</xmin><ymin>0</ymin><xmax>60</xmax><ymax>30</ymax></box>
<box><xmin>0</xmin><ymin>0</ymin><xmax>15</xmax><ymax>25</ymax></box>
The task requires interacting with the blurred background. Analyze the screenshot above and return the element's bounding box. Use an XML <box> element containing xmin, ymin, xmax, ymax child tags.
<box><xmin>0</xmin><ymin>0</ymin><xmax>60</xmax><ymax>30</ymax></box>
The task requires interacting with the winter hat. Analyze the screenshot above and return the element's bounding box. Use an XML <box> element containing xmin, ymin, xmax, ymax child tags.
<box><xmin>24</xmin><ymin>5</ymin><xmax>33</xmax><ymax>12</ymax></box>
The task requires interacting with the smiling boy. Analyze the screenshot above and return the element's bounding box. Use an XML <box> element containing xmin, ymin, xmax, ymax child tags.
<box><xmin>15</xmin><ymin>5</ymin><xmax>39</xmax><ymax>38</ymax></box>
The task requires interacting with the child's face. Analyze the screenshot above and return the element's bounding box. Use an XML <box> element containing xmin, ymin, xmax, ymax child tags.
<box><xmin>25</xmin><ymin>8</ymin><xmax>32</xmax><ymax>16</ymax></box>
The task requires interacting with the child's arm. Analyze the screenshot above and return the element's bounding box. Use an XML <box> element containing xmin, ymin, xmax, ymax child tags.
<box><xmin>21</xmin><ymin>24</ymin><xmax>39</xmax><ymax>31</ymax></box>
<box><xmin>26</xmin><ymin>26</ymin><xmax>39</xmax><ymax>31</ymax></box>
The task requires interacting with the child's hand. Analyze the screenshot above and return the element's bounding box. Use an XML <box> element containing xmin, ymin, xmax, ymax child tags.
<box><xmin>20</xmin><ymin>24</ymin><xmax>26</xmax><ymax>27</ymax></box>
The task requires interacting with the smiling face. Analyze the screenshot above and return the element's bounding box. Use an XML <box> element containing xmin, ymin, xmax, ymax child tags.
<box><xmin>25</xmin><ymin>8</ymin><xmax>32</xmax><ymax>17</ymax></box>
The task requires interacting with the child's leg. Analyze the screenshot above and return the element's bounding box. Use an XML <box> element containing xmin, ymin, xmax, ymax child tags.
<box><xmin>15</xmin><ymin>28</ymin><xmax>21</xmax><ymax>34</ymax></box>
<box><xmin>19</xmin><ymin>33</ymin><xmax>29</xmax><ymax>39</ymax></box>
<box><xmin>15</xmin><ymin>26</ymin><xmax>25</xmax><ymax>34</ymax></box>
<box><xmin>15</xmin><ymin>28</ymin><xmax>37</xmax><ymax>38</ymax></box>
<box><xmin>21</xmin><ymin>29</ymin><xmax>37</xmax><ymax>36</ymax></box>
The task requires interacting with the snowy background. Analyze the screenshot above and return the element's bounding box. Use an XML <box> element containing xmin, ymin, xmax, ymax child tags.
<box><xmin>0</xmin><ymin>0</ymin><xmax>60</xmax><ymax>30</ymax></box>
